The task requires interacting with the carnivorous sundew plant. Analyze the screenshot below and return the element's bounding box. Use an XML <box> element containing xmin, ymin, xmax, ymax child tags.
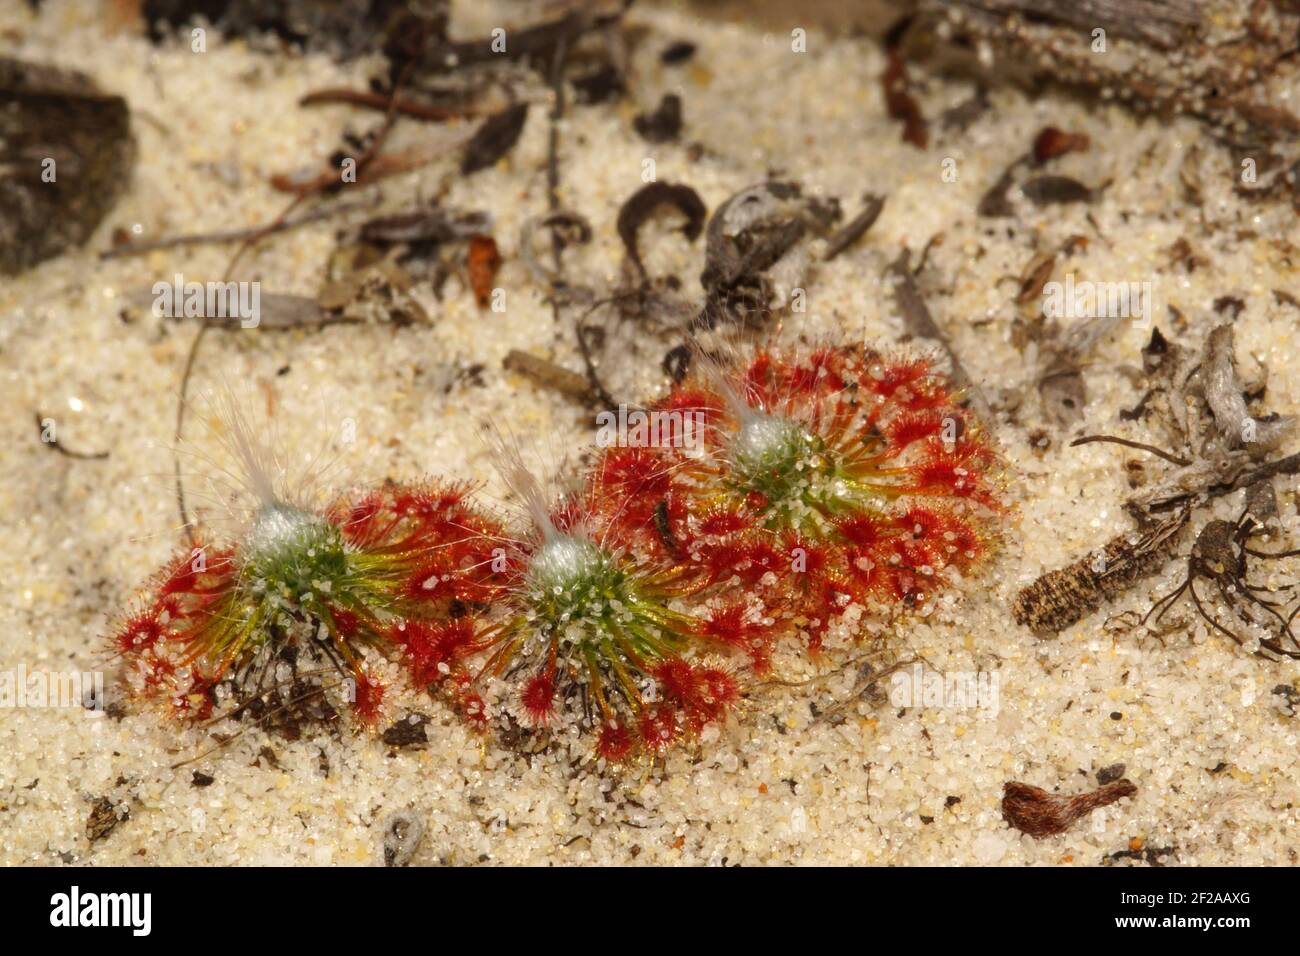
<box><xmin>591</xmin><ymin>343</ymin><xmax>1003</xmax><ymax>650</ymax></box>
<box><xmin>395</xmin><ymin>444</ymin><xmax>765</xmax><ymax>762</ymax></box>
<box><xmin>110</xmin><ymin>341</ymin><xmax>1004</xmax><ymax>764</ymax></box>
<box><xmin>111</xmin><ymin>400</ymin><xmax>504</xmax><ymax>727</ymax></box>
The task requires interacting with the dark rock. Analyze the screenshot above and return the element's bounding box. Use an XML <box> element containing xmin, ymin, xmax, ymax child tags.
<box><xmin>382</xmin><ymin>713</ymin><xmax>431</xmax><ymax>748</ymax></box>
<box><xmin>0</xmin><ymin>58</ymin><xmax>135</xmax><ymax>275</ymax></box>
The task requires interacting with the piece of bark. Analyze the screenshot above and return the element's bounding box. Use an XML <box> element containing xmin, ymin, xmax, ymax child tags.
<box><xmin>909</xmin><ymin>1</ymin><xmax>1300</xmax><ymax>142</ymax></box>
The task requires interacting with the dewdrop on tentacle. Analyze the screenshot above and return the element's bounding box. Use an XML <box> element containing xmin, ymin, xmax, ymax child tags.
<box><xmin>436</xmin><ymin>435</ymin><xmax>773</xmax><ymax>764</ymax></box>
<box><xmin>591</xmin><ymin>342</ymin><xmax>1004</xmax><ymax>649</ymax></box>
<box><xmin>109</xmin><ymin>393</ymin><xmax>503</xmax><ymax>728</ymax></box>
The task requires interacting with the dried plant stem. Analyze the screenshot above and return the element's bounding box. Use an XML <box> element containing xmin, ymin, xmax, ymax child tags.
<box><xmin>34</xmin><ymin>410</ymin><xmax>109</xmax><ymax>460</ymax></box>
<box><xmin>1069</xmin><ymin>434</ymin><xmax>1190</xmax><ymax>467</ymax></box>
<box><xmin>299</xmin><ymin>87</ymin><xmax>470</xmax><ymax>121</ymax></box>
<box><xmin>102</xmin><ymin>200</ymin><xmax>369</xmax><ymax>259</ymax></box>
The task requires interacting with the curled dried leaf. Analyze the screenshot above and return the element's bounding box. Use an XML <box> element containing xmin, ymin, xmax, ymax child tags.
<box><xmin>1014</xmin><ymin>251</ymin><xmax>1056</xmax><ymax>305</ymax></box>
<box><xmin>616</xmin><ymin>181</ymin><xmax>706</xmax><ymax>282</ymax></box>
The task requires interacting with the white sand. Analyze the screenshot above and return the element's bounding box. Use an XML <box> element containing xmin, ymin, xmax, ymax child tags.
<box><xmin>2</xmin><ymin>0</ymin><xmax>1298</xmax><ymax>865</ymax></box>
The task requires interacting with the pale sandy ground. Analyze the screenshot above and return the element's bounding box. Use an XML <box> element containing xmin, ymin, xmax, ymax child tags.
<box><xmin>1</xmin><ymin>0</ymin><xmax>1298</xmax><ymax>866</ymax></box>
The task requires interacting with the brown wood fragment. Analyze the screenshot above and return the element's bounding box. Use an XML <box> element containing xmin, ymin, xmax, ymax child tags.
<box><xmin>409</xmin><ymin>8</ymin><xmax>624</xmax><ymax>75</ymax></box>
<box><xmin>1021</xmin><ymin>175</ymin><xmax>1097</xmax><ymax>206</ymax></box>
<box><xmin>951</xmin><ymin>1</ymin><xmax>1199</xmax><ymax>50</ymax></box>
<box><xmin>360</xmin><ymin>206</ymin><xmax>489</xmax><ymax>245</ymax></box>
<box><xmin>503</xmin><ymin>349</ymin><xmax>592</xmax><ymax>400</ymax></box>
